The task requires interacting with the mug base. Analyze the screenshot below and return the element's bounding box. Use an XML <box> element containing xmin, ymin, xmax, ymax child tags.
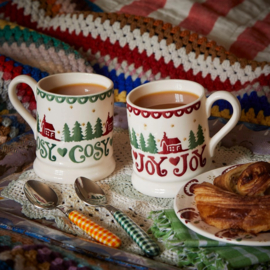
<box><xmin>33</xmin><ymin>157</ymin><xmax>116</xmax><ymax>184</ymax></box>
<box><xmin>131</xmin><ymin>173</ymin><xmax>188</xmax><ymax>198</ymax></box>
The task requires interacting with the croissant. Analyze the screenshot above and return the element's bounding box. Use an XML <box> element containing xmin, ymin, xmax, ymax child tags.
<box><xmin>193</xmin><ymin>182</ymin><xmax>270</xmax><ymax>234</ymax></box>
<box><xmin>214</xmin><ymin>162</ymin><xmax>270</xmax><ymax>196</ymax></box>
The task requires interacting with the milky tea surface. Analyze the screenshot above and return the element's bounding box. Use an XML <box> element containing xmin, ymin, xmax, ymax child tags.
<box><xmin>134</xmin><ymin>91</ymin><xmax>199</xmax><ymax>109</ymax></box>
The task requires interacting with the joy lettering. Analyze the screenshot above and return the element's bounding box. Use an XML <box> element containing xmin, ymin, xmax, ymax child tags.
<box><xmin>133</xmin><ymin>144</ymin><xmax>206</xmax><ymax>177</ymax></box>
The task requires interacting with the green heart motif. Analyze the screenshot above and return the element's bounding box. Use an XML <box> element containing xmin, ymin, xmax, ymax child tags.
<box><xmin>57</xmin><ymin>148</ymin><xmax>68</xmax><ymax>157</ymax></box>
<box><xmin>100</xmin><ymin>94</ymin><xmax>106</xmax><ymax>100</ymax></box>
<box><xmin>89</xmin><ymin>96</ymin><xmax>98</xmax><ymax>103</ymax></box>
<box><xmin>67</xmin><ymin>97</ymin><xmax>77</xmax><ymax>104</ymax></box>
<box><xmin>39</xmin><ymin>92</ymin><xmax>46</xmax><ymax>98</ymax></box>
<box><xmin>78</xmin><ymin>97</ymin><xmax>88</xmax><ymax>104</ymax></box>
<box><xmin>107</xmin><ymin>89</ymin><xmax>113</xmax><ymax>97</ymax></box>
<box><xmin>46</xmin><ymin>94</ymin><xmax>55</xmax><ymax>101</ymax></box>
<box><xmin>55</xmin><ymin>96</ymin><xmax>66</xmax><ymax>103</ymax></box>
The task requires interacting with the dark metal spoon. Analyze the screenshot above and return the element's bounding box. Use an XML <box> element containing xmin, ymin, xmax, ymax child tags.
<box><xmin>74</xmin><ymin>176</ymin><xmax>160</xmax><ymax>257</ymax></box>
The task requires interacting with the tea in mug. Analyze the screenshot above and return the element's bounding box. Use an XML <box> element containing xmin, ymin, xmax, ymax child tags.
<box><xmin>49</xmin><ymin>83</ymin><xmax>107</xmax><ymax>96</ymax></box>
<box><xmin>134</xmin><ymin>91</ymin><xmax>199</xmax><ymax>109</ymax></box>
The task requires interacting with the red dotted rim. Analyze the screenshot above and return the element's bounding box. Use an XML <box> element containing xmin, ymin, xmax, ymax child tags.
<box><xmin>127</xmin><ymin>101</ymin><xmax>201</xmax><ymax>118</ymax></box>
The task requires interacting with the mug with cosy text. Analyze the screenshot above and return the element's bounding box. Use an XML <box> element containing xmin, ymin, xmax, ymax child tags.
<box><xmin>126</xmin><ymin>80</ymin><xmax>241</xmax><ymax>198</ymax></box>
<box><xmin>8</xmin><ymin>73</ymin><xmax>116</xmax><ymax>184</ymax></box>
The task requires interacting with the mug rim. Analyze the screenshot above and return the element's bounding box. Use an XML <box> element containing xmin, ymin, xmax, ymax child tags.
<box><xmin>37</xmin><ymin>72</ymin><xmax>114</xmax><ymax>97</ymax></box>
<box><xmin>127</xmin><ymin>79</ymin><xmax>205</xmax><ymax>111</ymax></box>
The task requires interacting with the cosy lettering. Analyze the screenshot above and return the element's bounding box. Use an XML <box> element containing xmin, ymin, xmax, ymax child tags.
<box><xmin>36</xmin><ymin>136</ymin><xmax>111</xmax><ymax>163</ymax></box>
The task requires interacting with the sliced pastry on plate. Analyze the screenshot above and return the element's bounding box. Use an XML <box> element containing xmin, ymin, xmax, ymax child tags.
<box><xmin>193</xmin><ymin>161</ymin><xmax>270</xmax><ymax>234</ymax></box>
<box><xmin>213</xmin><ymin>161</ymin><xmax>270</xmax><ymax>196</ymax></box>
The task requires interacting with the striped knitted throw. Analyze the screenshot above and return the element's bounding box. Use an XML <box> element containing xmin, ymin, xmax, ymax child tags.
<box><xmin>0</xmin><ymin>0</ymin><xmax>270</xmax><ymax>126</ymax></box>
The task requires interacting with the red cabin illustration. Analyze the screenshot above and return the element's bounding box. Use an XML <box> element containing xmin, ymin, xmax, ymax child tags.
<box><xmin>159</xmin><ymin>132</ymin><xmax>187</xmax><ymax>154</ymax></box>
<box><xmin>40</xmin><ymin>115</ymin><xmax>60</xmax><ymax>141</ymax></box>
<box><xmin>103</xmin><ymin>113</ymin><xmax>113</xmax><ymax>136</ymax></box>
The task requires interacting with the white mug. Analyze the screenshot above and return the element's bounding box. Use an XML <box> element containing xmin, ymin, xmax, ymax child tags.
<box><xmin>8</xmin><ymin>73</ymin><xmax>116</xmax><ymax>184</ymax></box>
<box><xmin>126</xmin><ymin>80</ymin><xmax>241</xmax><ymax>198</ymax></box>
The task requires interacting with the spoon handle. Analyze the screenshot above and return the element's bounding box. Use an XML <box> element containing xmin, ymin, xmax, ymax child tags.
<box><xmin>111</xmin><ymin>209</ymin><xmax>160</xmax><ymax>257</ymax></box>
<box><xmin>68</xmin><ymin>210</ymin><xmax>121</xmax><ymax>248</ymax></box>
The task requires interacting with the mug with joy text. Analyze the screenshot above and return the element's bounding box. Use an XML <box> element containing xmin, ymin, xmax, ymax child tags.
<box><xmin>126</xmin><ymin>80</ymin><xmax>241</xmax><ymax>198</ymax></box>
<box><xmin>8</xmin><ymin>73</ymin><xmax>116</xmax><ymax>184</ymax></box>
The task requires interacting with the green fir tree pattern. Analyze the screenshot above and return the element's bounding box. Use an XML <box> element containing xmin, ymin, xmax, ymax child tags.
<box><xmin>62</xmin><ymin>123</ymin><xmax>72</xmax><ymax>142</ymax></box>
<box><xmin>85</xmin><ymin>122</ymin><xmax>94</xmax><ymax>140</ymax></box>
<box><xmin>58</xmin><ymin>117</ymin><xmax>107</xmax><ymax>143</ymax></box>
<box><xmin>131</xmin><ymin>128</ymin><xmax>139</xmax><ymax>148</ymax></box>
<box><xmin>128</xmin><ymin>127</ymin><xmax>132</xmax><ymax>143</ymax></box>
<box><xmin>188</xmin><ymin>125</ymin><xmax>205</xmax><ymax>149</ymax></box>
<box><xmin>72</xmin><ymin>121</ymin><xmax>84</xmax><ymax>142</ymax></box>
<box><xmin>147</xmin><ymin>133</ymin><xmax>158</xmax><ymax>154</ymax></box>
<box><xmin>188</xmin><ymin>130</ymin><xmax>197</xmax><ymax>149</ymax></box>
<box><xmin>37</xmin><ymin>113</ymin><xmax>40</xmax><ymax>133</ymax></box>
<box><xmin>94</xmin><ymin>118</ymin><xmax>103</xmax><ymax>138</ymax></box>
<box><xmin>196</xmin><ymin>124</ymin><xmax>205</xmax><ymax>145</ymax></box>
<box><xmin>139</xmin><ymin>133</ymin><xmax>146</xmax><ymax>151</ymax></box>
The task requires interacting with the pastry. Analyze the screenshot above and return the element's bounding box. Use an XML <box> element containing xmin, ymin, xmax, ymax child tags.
<box><xmin>193</xmin><ymin>182</ymin><xmax>270</xmax><ymax>234</ymax></box>
<box><xmin>213</xmin><ymin>163</ymin><xmax>251</xmax><ymax>193</ymax></box>
<box><xmin>214</xmin><ymin>162</ymin><xmax>270</xmax><ymax>196</ymax></box>
<box><xmin>237</xmin><ymin>161</ymin><xmax>270</xmax><ymax>196</ymax></box>
<box><xmin>194</xmin><ymin>162</ymin><xmax>270</xmax><ymax>234</ymax></box>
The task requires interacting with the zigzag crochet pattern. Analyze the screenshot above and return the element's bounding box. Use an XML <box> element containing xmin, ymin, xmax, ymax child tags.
<box><xmin>0</xmin><ymin>0</ymin><xmax>270</xmax><ymax>126</ymax></box>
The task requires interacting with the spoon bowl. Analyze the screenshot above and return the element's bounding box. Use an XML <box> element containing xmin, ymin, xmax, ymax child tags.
<box><xmin>24</xmin><ymin>180</ymin><xmax>121</xmax><ymax>248</ymax></box>
<box><xmin>75</xmin><ymin>176</ymin><xmax>160</xmax><ymax>257</ymax></box>
<box><xmin>24</xmin><ymin>180</ymin><xmax>59</xmax><ymax>210</ymax></box>
<box><xmin>75</xmin><ymin>180</ymin><xmax>107</xmax><ymax>206</ymax></box>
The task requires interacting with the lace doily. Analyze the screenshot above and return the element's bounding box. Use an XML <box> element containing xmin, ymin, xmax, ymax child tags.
<box><xmin>2</xmin><ymin>128</ymin><xmax>270</xmax><ymax>266</ymax></box>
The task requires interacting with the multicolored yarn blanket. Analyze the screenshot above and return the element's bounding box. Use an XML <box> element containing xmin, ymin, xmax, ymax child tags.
<box><xmin>0</xmin><ymin>235</ymin><xmax>100</xmax><ymax>270</ymax></box>
<box><xmin>0</xmin><ymin>0</ymin><xmax>269</xmax><ymax>126</ymax></box>
<box><xmin>85</xmin><ymin>0</ymin><xmax>270</xmax><ymax>64</ymax></box>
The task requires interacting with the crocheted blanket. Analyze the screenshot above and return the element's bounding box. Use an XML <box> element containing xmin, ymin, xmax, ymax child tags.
<box><xmin>0</xmin><ymin>236</ymin><xmax>100</xmax><ymax>270</ymax></box>
<box><xmin>0</xmin><ymin>0</ymin><xmax>270</xmax><ymax>126</ymax></box>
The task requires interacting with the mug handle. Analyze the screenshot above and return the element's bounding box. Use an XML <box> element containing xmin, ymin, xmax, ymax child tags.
<box><xmin>205</xmin><ymin>91</ymin><xmax>241</xmax><ymax>157</ymax></box>
<box><xmin>8</xmin><ymin>75</ymin><xmax>38</xmax><ymax>138</ymax></box>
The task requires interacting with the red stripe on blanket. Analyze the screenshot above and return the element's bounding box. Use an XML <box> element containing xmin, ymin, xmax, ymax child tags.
<box><xmin>118</xmin><ymin>0</ymin><xmax>167</xmax><ymax>16</ymax></box>
<box><xmin>179</xmin><ymin>0</ymin><xmax>244</xmax><ymax>35</ymax></box>
<box><xmin>1</xmin><ymin>1</ymin><xmax>269</xmax><ymax>93</ymax></box>
<box><xmin>229</xmin><ymin>13</ymin><xmax>270</xmax><ymax>60</ymax></box>
<box><xmin>47</xmin><ymin>27</ymin><xmax>269</xmax><ymax>93</ymax></box>
<box><xmin>0</xmin><ymin>2</ymin><xmax>37</xmax><ymax>29</ymax></box>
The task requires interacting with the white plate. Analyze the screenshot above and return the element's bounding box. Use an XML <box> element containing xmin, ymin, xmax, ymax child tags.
<box><xmin>174</xmin><ymin>165</ymin><xmax>270</xmax><ymax>246</ymax></box>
